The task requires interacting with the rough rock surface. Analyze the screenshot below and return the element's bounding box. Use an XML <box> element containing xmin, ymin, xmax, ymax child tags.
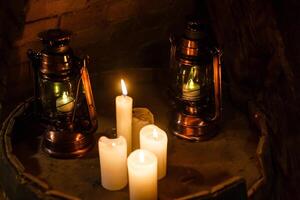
<box><xmin>205</xmin><ymin>0</ymin><xmax>300</xmax><ymax>199</ymax></box>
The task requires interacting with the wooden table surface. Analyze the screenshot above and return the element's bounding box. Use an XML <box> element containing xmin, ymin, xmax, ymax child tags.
<box><xmin>1</xmin><ymin>68</ymin><xmax>263</xmax><ymax>200</ymax></box>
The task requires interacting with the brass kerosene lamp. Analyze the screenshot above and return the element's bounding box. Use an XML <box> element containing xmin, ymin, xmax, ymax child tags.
<box><xmin>28</xmin><ymin>29</ymin><xmax>98</xmax><ymax>158</ymax></box>
<box><xmin>170</xmin><ymin>19</ymin><xmax>222</xmax><ymax>141</ymax></box>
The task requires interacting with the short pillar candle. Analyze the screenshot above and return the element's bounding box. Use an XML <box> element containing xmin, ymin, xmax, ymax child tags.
<box><xmin>127</xmin><ymin>149</ymin><xmax>157</xmax><ymax>200</ymax></box>
<box><xmin>140</xmin><ymin>124</ymin><xmax>168</xmax><ymax>179</ymax></box>
<box><xmin>98</xmin><ymin>136</ymin><xmax>127</xmax><ymax>191</ymax></box>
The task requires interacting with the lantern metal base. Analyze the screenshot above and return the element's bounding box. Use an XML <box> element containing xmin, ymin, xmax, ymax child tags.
<box><xmin>42</xmin><ymin>129</ymin><xmax>94</xmax><ymax>158</ymax></box>
<box><xmin>172</xmin><ymin>111</ymin><xmax>218</xmax><ymax>142</ymax></box>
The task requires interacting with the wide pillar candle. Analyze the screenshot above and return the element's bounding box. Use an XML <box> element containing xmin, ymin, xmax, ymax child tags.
<box><xmin>127</xmin><ymin>149</ymin><xmax>157</xmax><ymax>200</ymax></box>
<box><xmin>98</xmin><ymin>136</ymin><xmax>127</xmax><ymax>190</ymax></box>
<box><xmin>140</xmin><ymin>124</ymin><xmax>168</xmax><ymax>179</ymax></box>
<box><xmin>116</xmin><ymin>79</ymin><xmax>133</xmax><ymax>153</ymax></box>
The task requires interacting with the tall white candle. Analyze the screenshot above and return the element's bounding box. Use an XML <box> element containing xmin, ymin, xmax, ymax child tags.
<box><xmin>98</xmin><ymin>136</ymin><xmax>127</xmax><ymax>191</ymax></box>
<box><xmin>127</xmin><ymin>149</ymin><xmax>157</xmax><ymax>200</ymax></box>
<box><xmin>140</xmin><ymin>124</ymin><xmax>168</xmax><ymax>180</ymax></box>
<box><xmin>56</xmin><ymin>91</ymin><xmax>74</xmax><ymax>112</ymax></box>
<box><xmin>116</xmin><ymin>79</ymin><xmax>133</xmax><ymax>153</ymax></box>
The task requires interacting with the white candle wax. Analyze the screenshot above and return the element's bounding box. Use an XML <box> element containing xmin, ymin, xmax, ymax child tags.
<box><xmin>127</xmin><ymin>149</ymin><xmax>157</xmax><ymax>200</ymax></box>
<box><xmin>98</xmin><ymin>136</ymin><xmax>127</xmax><ymax>191</ymax></box>
<box><xmin>140</xmin><ymin>124</ymin><xmax>168</xmax><ymax>179</ymax></box>
<box><xmin>56</xmin><ymin>91</ymin><xmax>74</xmax><ymax>112</ymax></box>
<box><xmin>116</xmin><ymin>79</ymin><xmax>133</xmax><ymax>153</ymax></box>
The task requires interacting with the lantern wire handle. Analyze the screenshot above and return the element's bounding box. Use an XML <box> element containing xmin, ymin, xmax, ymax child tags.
<box><xmin>81</xmin><ymin>56</ymin><xmax>98</xmax><ymax>131</ymax></box>
<box><xmin>211</xmin><ymin>48</ymin><xmax>222</xmax><ymax>122</ymax></box>
<box><xmin>71</xmin><ymin>75</ymin><xmax>82</xmax><ymax>126</ymax></box>
<box><xmin>71</xmin><ymin>56</ymin><xmax>98</xmax><ymax>132</ymax></box>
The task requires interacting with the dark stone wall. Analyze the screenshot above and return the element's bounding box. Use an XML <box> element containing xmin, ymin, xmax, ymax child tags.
<box><xmin>0</xmin><ymin>0</ymin><xmax>196</xmax><ymax>118</ymax></box>
<box><xmin>206</xmin><ymin>0</ymin><xmax>300</xmax><ymax>199</ymax></box>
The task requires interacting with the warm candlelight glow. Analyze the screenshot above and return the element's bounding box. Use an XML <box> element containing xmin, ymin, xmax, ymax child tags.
<box><xmin>56</xmin><ymin>91</ymin><xmax>74</xmax><ymax>112</ymax></box>
<box><xmin>98</xmin><ymin>136</ymin><xmax>128</xmax><ymax>191</ymax></box>
<box><xmin>185</xmin><ymin>78</ymin><xmax>199</xmax><ymax>90</ymax></box>
<box><xmin>127</xmin><ymin>149</ymin><xmax>157</xmax><ymax>199</ymax></box>
<box><xmin>140</xmin><ymin>124</ymin><xmax>168</xmax><ymax>179</ymax></box>
<box><xmin>182</xmin><ymin>78</ymin><xmax>201</xmax><ymax>101</ymax></box>
<box><xmin>153</xmin><ymin>128</ymin><xmax>158</xmax><ymax>139</ymax></box>
<box><xmin>116</xmin><ymin>78</ymin><xmax>133</xmax><ymax>153</ymax></box>
<box><xmin>139</xmin><ymin>151</ymin><xmax>145</xmax><ymax>163</ymax></box>
<box><xmin>62</xmin><ymin>91</ymin><xmax>68</xmax><ymax>100</ymax></box>
<box><xmin>121</xmin><ymin>79</ymin><xmax>128</xmax><ymax>96</ymax></box>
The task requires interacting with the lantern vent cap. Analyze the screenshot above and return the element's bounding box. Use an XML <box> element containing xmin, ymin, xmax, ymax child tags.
<box><xmin>38</xmin><ymin>29</ymin><xmax>72</xmax><ymax>53</ymax></box>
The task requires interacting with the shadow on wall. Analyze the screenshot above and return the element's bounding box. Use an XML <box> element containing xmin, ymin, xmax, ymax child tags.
<box><xmin>0</xmin><ymin>0</ymin><xmax>30</xmax><ymax>121</ymax></box>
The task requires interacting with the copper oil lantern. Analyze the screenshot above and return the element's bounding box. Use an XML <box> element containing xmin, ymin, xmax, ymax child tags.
<box><xmin>28</xmin><ymin>29</ymin><xmax>98</xmax><ymax>158</ymax></box>
<box><xmin>169</xmin><ymin>19</ymin><xmax>222</xmax><ymax>141</ymax></box>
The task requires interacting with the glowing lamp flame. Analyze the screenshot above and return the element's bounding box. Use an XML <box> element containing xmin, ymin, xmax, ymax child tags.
<box><xmin>139</xmin><ymin>151</ymin><xmax>145</xmax><ymax>163</ymax></box>
<box><xmin>62</xmin><ymin>91</ymin><xmax>68</xmax><ymax>100</ymax></box>
<box><xmin>186</xmin><ymin>79</ymin><xmax>195</xmax><ymax>90</ymax></box>
<box><xmin>112</xmin><ymin>142</ymin><xmax>116</xmax><ymax>147</ymax></box>
<box><xmin>121</xmin><ymin>79</ymin><xmax>128</xmax><ymax>96</ymax></box>
<box><xmin>185</xmin><ymin>79</ymin><xmax>200</xmax><ymax>91</ymax></box>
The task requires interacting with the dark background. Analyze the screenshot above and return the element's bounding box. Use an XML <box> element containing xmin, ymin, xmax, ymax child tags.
<box><xmin>0</xmin><ymin>0</ymin><xmax>299</xmax><ymax>199</ymax></box>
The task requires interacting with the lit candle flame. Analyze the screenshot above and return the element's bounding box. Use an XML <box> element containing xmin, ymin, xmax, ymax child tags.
<box><xmin>112</xmin><ymin>142</ymin><xmax>116</xmax><ymax>147</ymax></box>
<box><xmin>62</xmin><ymin>91</ymin><xmax>68</xmax><ymax>100</ymax></box>
<box><xmin>121</xmin><ymin>79</ymin><xmax>128</xmax><ymax>96</ymax></box>
<box><xmin>153</xmin><ymin>128</ymin><xmax>158</xmax><ymax>139</ymax></box>
<box><xmin>186</xmin><ymin>79</ymin><xmax>195</xmax><ymax>90</ymax></box>
<box><xmin>185</xmin><ymin>78</ymin><xmax>200</xmax><ymax>91</ymax></box>
<box><xmin>139</xmin><ymin>151</ymin><xmax>145</xmax><ymax>163</ymax></box>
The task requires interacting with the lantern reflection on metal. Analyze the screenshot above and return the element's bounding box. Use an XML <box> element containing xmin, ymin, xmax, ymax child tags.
<box><xmin>28</xmin><ymin>29</ymin><xmax>97</xmax><ymax>158</ymax></box>
<box><xmin>169</xmin><ymin>19</ymin><xmax>222</xmax><ymax>141</ymax></box>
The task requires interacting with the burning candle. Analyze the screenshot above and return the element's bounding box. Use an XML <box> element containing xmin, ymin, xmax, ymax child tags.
<box><xmin>140</xmin><ymin>124</ymin><xmax>168</xmax><ymax>179</ymax></box>
<box><xmin>56</xmin><ymin>91</ymin><xmax>74</xmax><ymax>112</ymax></box>
<box><xmin>98</xmin><ymin>136</ymin><xmax>127</xmax><ymax>191</ymax></box>
<box><xmin>182</xmin><ymin>78</ymin><xmax>200</xmax><ymax>100</ymax></box>
<box><xmin>116</xmin><ymin>79</ymin><xmax>133</xmax><ymax>153</ymax></box>
<box><xmin>127</xmin><ymin>149</ymin><xmax>157</xmax><ymax>200</ymax></box>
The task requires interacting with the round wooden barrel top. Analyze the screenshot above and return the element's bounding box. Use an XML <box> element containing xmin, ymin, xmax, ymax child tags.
<box><xmin>0</xmin><ymin>68</ymin><xmax>269</xmax><ymax>200</ymax></box>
